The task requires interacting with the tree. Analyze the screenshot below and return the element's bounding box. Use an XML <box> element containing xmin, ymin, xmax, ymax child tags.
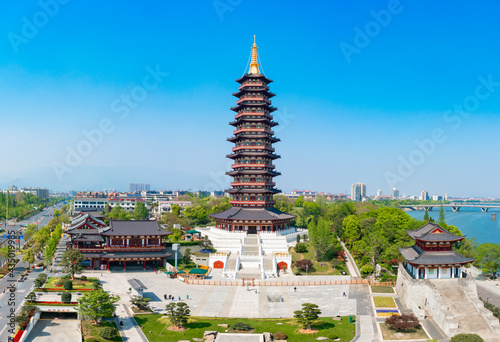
<box><xmin>15</xmin><ymin>315</ymin><xmax>30</xmax><ymax>328</ymax></box>
<box><xmin>423</xmin><ymin>209</ymin><xmax>430</xmax><ymax>221</ymax></box>
<box><xmin>61</xmin><ymin>292</ymin><xmax>72</xmax><ymax>303</ymax></box>
<box><xmin>183</xmin><ymin>206</ymin><xmax>209</xmax><ymax>226</ymax></box>
<box><xmin>130</xmin><ymin>295</ymin><xmax>151</xmax><ymax>311</ymax></box>
<box><xmin>61</xmin><ymin>249</ymin><xmax>85</xmax><ymax>280</ymax></box>
<box><xmin>77</xmin><ymin>289</ymin><xmax>120</xmax><ymax>325</ymax></box>
<box><xmin>22</xmin><ymin>248</ymin><xmax>35</xmax><ymax>268</ymax></box>
<box><xmin>449</xmin><ymin>333</ymin><xmax>484</xmax><ymax>342</ymax></box>
<box><xmin>308</xmin><ymin>218</ymin><xmax>336</xmax><ymax>262</ymax></box>
<box><xmin>133</xmin><ymin>202</ymin><xmax>149</xmax><ymax>220</ymax></box>
<box><xmin>294</xmin><ymin>242</ymin><xmax>308</xmax><ymax>253</ymax></box>
<box><xmin>171</xmin><ymin>204</ymin><xmax>182</xmax><ymax>217</ymax></box>
<box><xmin>164</xmin><ymin>302</ymin><xmax>191</xmax><ymax>328</ymax></box>
<box><xmin>182</xmin><ymin>248</ymin><xmax>192</xmax><ymax>265</ymax></box>
<box><xmin>295</xmin><ymin>259</ymin><xmax>313</xmax><ymax>272</ymax></box>
<box><xmin>438</xmin><ymin>202</ymin><xmax>446</xmax><ymax>227</ymax></box>
<box><xmin>108</xmin><ymin>205</ymin><xmax>131</xmax><ymax>220</ymax></box>
<box><xmin>294</xmin><ymin>303</ymin><xmax>321</xmax><ymax>330</ymax></box>
<box><xmin>342</xmin><ymin>215</ymin><xmax>361</xmax><ymax>248</ymax></box>
<box><xmin>385</xmin><ymin>313</ymin><xmax>420</xmax><ymax>332</ymax></box>
<box><xmin>200</xmin><ymin>236</ymin><xmax>215</xmax><ymax>252</ymax></box>
<box><xmin>475</xmin><ymin>243</ymin><xmax>500</xmax><ymax>279</ymax></box>
<box><xmin>26</xmin><ymin>292</ymin><xmax>37</xmax><ymax>303</ymax></box>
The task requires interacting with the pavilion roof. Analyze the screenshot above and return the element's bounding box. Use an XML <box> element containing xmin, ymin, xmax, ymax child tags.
<box><xmin>398</xmin><ymin>245</ymin><xmax>474</xmax><ymax>265</ymax></box>
<box><xmin>406</xmin><ymin>222</ymin><xmax>464</xmax><ymax>242</ymax></box>
<box><xmin>101</xmin><ymin>220</ymin><xmax>169</xmax><ymax>237</ymax></box>
<box><xmin>210</xmin><ymin>207</ymin><xmax>295</xmax><ymax>221</ymax></box>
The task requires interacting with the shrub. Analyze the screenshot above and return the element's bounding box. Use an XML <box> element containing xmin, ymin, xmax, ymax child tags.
<box><xmin>80</xmin><ymin>275</ymin><xmax>87</xmax><ymax>281</ymax></box>
<box><xmin>296</xmin><ymin>234</ymin><xmax>301</xmax><ymax>243</ymax></box>
<box><xmin>34</xmin><ymin>278</ymin><xmax>44</xmax><ymax>288</ymax></box>
<box><xmin>294</xmin><ymin>242</ymin><xmax>308</xmax><ymax>253</ymax></box>
<box><xmin>273</xmin><ymin>332</ymin><xmax>288</xmax><ymax>340</ymax></box>
<box><xmin>385</xmin><ymin>313</ymin><xmax>420</xmax><ymax>332</ymax></box>
<box><xmin>360</xmin><ymin>264</ymin><xmax>374</xmax><ymax>275</ymax></box>
<box><xmin>449</xmin><ymin>334</ymin><xmax>484</xmax><ymax>342</ymax></box>
<box><xmin>98</xmin><ymin>326</ymin><xmax>118</xmax><ymax>340</ymax></box>
<box><xmin>330</xmin><ymin>258</ymin><xmax>342</xmax><ymax>268</ymax></box>
<box><xmin>63</xmin><ymin>280</ymin><xmax>73</xmax><ymax>290</ymax></box>
<box><xmin>232</xmin><ymin>322</ymin><xmax>253</xmax><ymax>331</ymax></box>
<box><xmin>295</xmin><ymin>259</ymin><xmax>313</xmax><ymax>272</ymax></box>
<box><xmin>37</xmin><ymin>273</ymin><xmax>48</xmax><ymax>281</ymax></box>
<box><xmin>328</xmin><ymin>334</ymin><xmax>339</xmax><ymax>339</ymax></box>
<box><xmin>26</xmin><ymin>292</ymin><xmax>37</xmax><ymax>303</ymax></box>
<box><xmin>61</xmin><ymin>292</ymin><xmax>72</xmax><ymax>303</ymax></box>
<box><xmin>85</xmin><ymin>338</ymin><xmax>97</xmax><ymax>342</ymax></box>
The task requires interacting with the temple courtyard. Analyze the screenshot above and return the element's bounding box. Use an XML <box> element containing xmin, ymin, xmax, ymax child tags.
<box><xmin>93</xmin><ymin>269</ymin><xmax>356</xmax><ymax>318</ymax></box>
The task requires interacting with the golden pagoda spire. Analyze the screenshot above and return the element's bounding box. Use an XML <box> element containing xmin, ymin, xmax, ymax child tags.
<box><xmin>249</xmin><ymin>35</ymin><xmax>260</xmax><ymax>75</ymax></box>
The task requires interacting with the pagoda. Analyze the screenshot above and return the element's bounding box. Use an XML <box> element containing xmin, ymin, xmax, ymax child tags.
<box><xmin>210</xmin><ymin>37</ymin><xmax>295</xmax><ymax>234</ymax></box>
<box><xmin>398</xmin><ymin>222</ymin><xmax>474</xmax><ymax>279</ymax></box>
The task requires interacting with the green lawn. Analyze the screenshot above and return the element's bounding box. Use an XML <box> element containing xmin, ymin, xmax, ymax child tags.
<box><xmin>371</xmin><ymin>286</ymin><xmax>394</xmax><ymax>294</ymax></box>
<box><xmin>372</xmin><ymin>297</ymin><xmax>397</xmax><ymax>308</ymax></box>
<box><xmin>135</xmin><ymin>315</ymin><xmax>355</xmax><ymax>342</ymax></box>
<box><xmin>290</xmin><ymin>245</ymin><xmax>347</xmax><ymax>276</ymax></box>
<box><xmin>44</xmin><ymin>276</ymin><xmax>98</xmax><ymax>289</ymax></box>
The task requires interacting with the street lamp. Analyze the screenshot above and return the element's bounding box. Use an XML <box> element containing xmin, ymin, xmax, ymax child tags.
<box><xmin>306</xmin><ymin>264</ymin><xmax>308</xmax><ymax>276</ymax></box>
<box><xmin>172</xmin><ymin>243</ymin><xmax>180</xmax><ymax>272</ymax></box>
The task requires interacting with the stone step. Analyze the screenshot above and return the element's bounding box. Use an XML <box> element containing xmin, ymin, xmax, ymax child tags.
<box><xmin>432</xmin><ymin>279</ymin><xmax>496</xmax><ymax>338</ymax></box>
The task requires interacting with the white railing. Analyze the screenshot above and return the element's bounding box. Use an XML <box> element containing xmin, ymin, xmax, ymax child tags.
<box><xmin>234</xmin><ymin>256</ymin><xmax>241</xmax><ymax>279</ymax></box>
<box><xmin>261</xmin><ymin>257</ymin><xmax>266</xmax><ymax>280</ymax></box>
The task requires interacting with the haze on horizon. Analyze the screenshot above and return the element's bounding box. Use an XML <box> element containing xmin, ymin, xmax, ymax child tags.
<box><xmin>1</xmin><ymin>1</ymin><xmax>499</xmax><ymax>198</ymax></box>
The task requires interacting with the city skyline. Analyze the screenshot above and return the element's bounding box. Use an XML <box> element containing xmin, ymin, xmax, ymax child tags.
<box><xmin>1</xmin><ymin>1</ymin><xmax>500</xmax><ymax>196</ymax></box>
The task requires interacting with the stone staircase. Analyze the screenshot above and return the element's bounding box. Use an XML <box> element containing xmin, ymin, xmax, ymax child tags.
<box><xmin>242</xmin><ymin>236</ymin><xmax>260</xmax><ymax>256</ymax></box>
<box><xmin>237</xmin><ymin>236</ymin><xmax>263</xmax><ymax>279</ymax></box>
<box><xmin>431</xmin><ymin>279</ymin><xmax>500</xmax><ymax>341</ymax></box>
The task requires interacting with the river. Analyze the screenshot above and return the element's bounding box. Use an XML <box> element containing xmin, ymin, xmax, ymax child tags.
<box><xmin>405</xmin><ymin>208</ymin><xmax>500</xmax><ymax>245</ymax></box>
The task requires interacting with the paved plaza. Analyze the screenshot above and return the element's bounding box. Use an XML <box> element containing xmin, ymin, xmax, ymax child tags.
<box><xmin>93</xmin><ymin>269</ymin><xmax>356</xmax><ymax>319</ymax></box>
<box><xmin>24</xmin><ymin>318</ymin><xmax>81</xmax><ymax>342</ymax></box>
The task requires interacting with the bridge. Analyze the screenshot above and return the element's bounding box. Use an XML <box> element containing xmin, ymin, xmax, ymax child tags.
<box><xmin>401</xmin><ymin>204</ymin><xmax>500</xmax><ymax>213</ymax></box>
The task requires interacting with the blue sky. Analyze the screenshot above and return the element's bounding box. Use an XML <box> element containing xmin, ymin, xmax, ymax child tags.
<box><xmin>0</xmin><ymin>1</ymin><xmax>499</xmax><ymax>197</ymax></box>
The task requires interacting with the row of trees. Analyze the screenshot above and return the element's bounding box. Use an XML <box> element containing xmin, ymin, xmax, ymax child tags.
<box><xmin>0</xmin><ymin>192</ymin><xmax>63</xmax><ymax>222</ymax></box>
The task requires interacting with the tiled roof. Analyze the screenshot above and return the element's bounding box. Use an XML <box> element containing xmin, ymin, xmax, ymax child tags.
<box><xmin>406</xmin><ymin>222</ymin><xmax>464</xmax><ymax>242</ymax></box>
<box><xmin>398</xmin><ymin>246</ymin><xmax>474</xmax><ymax>265</ymax></box>
<box><xmin>209</xmin><ymin>207</ymin><xmax>295</xmax><ymax>221</ymax></box>
<box><xmin>101</xmin><ymin>220</ymin><xmax>169</xmax><ymax>236</ymax></box>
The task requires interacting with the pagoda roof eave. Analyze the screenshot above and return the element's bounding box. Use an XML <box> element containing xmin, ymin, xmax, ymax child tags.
<box><xmin>227</xmin><ymin>153</ymin><xmax>280</xmax><ymax>160</ymax></box>
<box><xmin>235</xmin><ymin>74</ymin><xmax>273</xmax><ymax>84</ymax></box>
<box><xmin>226</xmin><ymin>170</ymin><xmax>281</xmax><ymax>176</ymax></box>
<box><xmin>229</xmin><ymin>119</ymin><xmax>278</xmax><ymax>127</ymax></box>
<box><xmin>226</xmin><ymin>188</ymin><xmax>281</xmax><ymax>194</ymax></box>
<box><xmin>405</xmin><ymin>222</ymin><xmax>465</xmax><ymax>242</ymax></box>
<box><xmin>227</xmin><ymin>135</ymin><xmax>280</xmax><ymax>143</ymax></box>
<box><xmin>232</xmin><ymin>90</ymin><xmax>276</xmax><ymax>98</ymax></box>
<box><xmin>398</xmin><ymin>245</ymin><xmax>475</xmax><ymax>265</ymax></box>
<box><xmin>231</xmin><ymin>104</ymin><xmax>277</xmax><ymax>112</ymax></box>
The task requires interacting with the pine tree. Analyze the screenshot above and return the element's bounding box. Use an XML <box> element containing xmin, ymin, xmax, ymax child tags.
<box><xmin>438</xmin><ymin>202</ymin><xmax>446</xmax><ymax>227</ymax></box>
<box><xmin>423</xmin><ymin>209</ymin><xmax>430</xmax><ymax>221</ymax></box>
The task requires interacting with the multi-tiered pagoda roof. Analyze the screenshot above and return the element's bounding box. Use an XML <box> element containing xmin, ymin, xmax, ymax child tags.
<box><xmin>209</xmin><ymin>37</ymin><xmax>295</xmax><ymax>232</ymax></box>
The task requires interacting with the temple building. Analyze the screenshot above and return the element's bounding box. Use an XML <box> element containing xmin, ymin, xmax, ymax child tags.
<box><xmin>398</xmin><ymin>222</ymin><xmax>474</xmax><ymax>279</ymax></box>
<box><xmin>66</xmin><ymin>213</ymin><xmax>171</xmax><ymax>270</ymax></box>
<box><xmin>210</xmin><ymin>36</ymin><xmax>295</xmax><ymax>233</ymax></box>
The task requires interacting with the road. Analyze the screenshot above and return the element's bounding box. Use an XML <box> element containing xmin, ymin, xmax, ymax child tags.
<box><xmin>0</xmin><ymin>202</ymin><xmax>64</xmax><ymax>342</ymax></box>
<box><xmin>1</xmin><ymin>202</ymin><xmax>64</xmax><ymax>249</ymax></box>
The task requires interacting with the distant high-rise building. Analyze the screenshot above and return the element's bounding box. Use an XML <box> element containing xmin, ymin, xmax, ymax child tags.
<box><xmin>129</xmin><ymin>183</ymin><xmax>150</xmax><ymax>192</ymax></box>
<box><xmin>420</xmin><ymin>190</ymin><xmax>429</xmax><ymax>201</ymax></box>
<box><xmin>432</xmin><ymin>195</ymin><xmax>443</xmax><ymax>201</ymax></box>
<box><xmin>392</xmin><ymin>188</ymin><xmax>400</xmax><ymax>199</ymax></box>
<box><xmin>376</xmin><ymin>189</ymin><xmax>382</xmax><ymax>197</ymax></box>
<box><xmin>444</xmin><ymin>193</ymin><xmax>448</xmax><ymax>200</ymax></box>
<box><xmin>351</xmin><ymin>183</ymin><xmax>361</xmax><ymax>202</ymax></box>
<box><xmin>358</xmin><ymin>183</ymin><xmax>367</xmax><ymax>199</ymax></box>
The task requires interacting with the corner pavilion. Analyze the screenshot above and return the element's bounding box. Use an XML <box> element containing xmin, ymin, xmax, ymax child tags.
<box><xmin>398</xmin><ymin>222</ymin><xmax>474</xmax><ymax>279</ymax></box>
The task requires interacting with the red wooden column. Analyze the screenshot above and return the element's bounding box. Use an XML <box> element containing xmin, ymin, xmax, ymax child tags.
<box><xmin>143</xmin><ymin>260</ymin><xmax>146</xmax><ymax>270</ymax></box>
<box><xmin>107</xmin><ymin>260</ymin><xmax>110</xmax><ymax>270</ymax></box>
<box><xmin>124</xmin><ymin>260</ymin><xmax>126</xmax><ymax>271</ymax></box>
